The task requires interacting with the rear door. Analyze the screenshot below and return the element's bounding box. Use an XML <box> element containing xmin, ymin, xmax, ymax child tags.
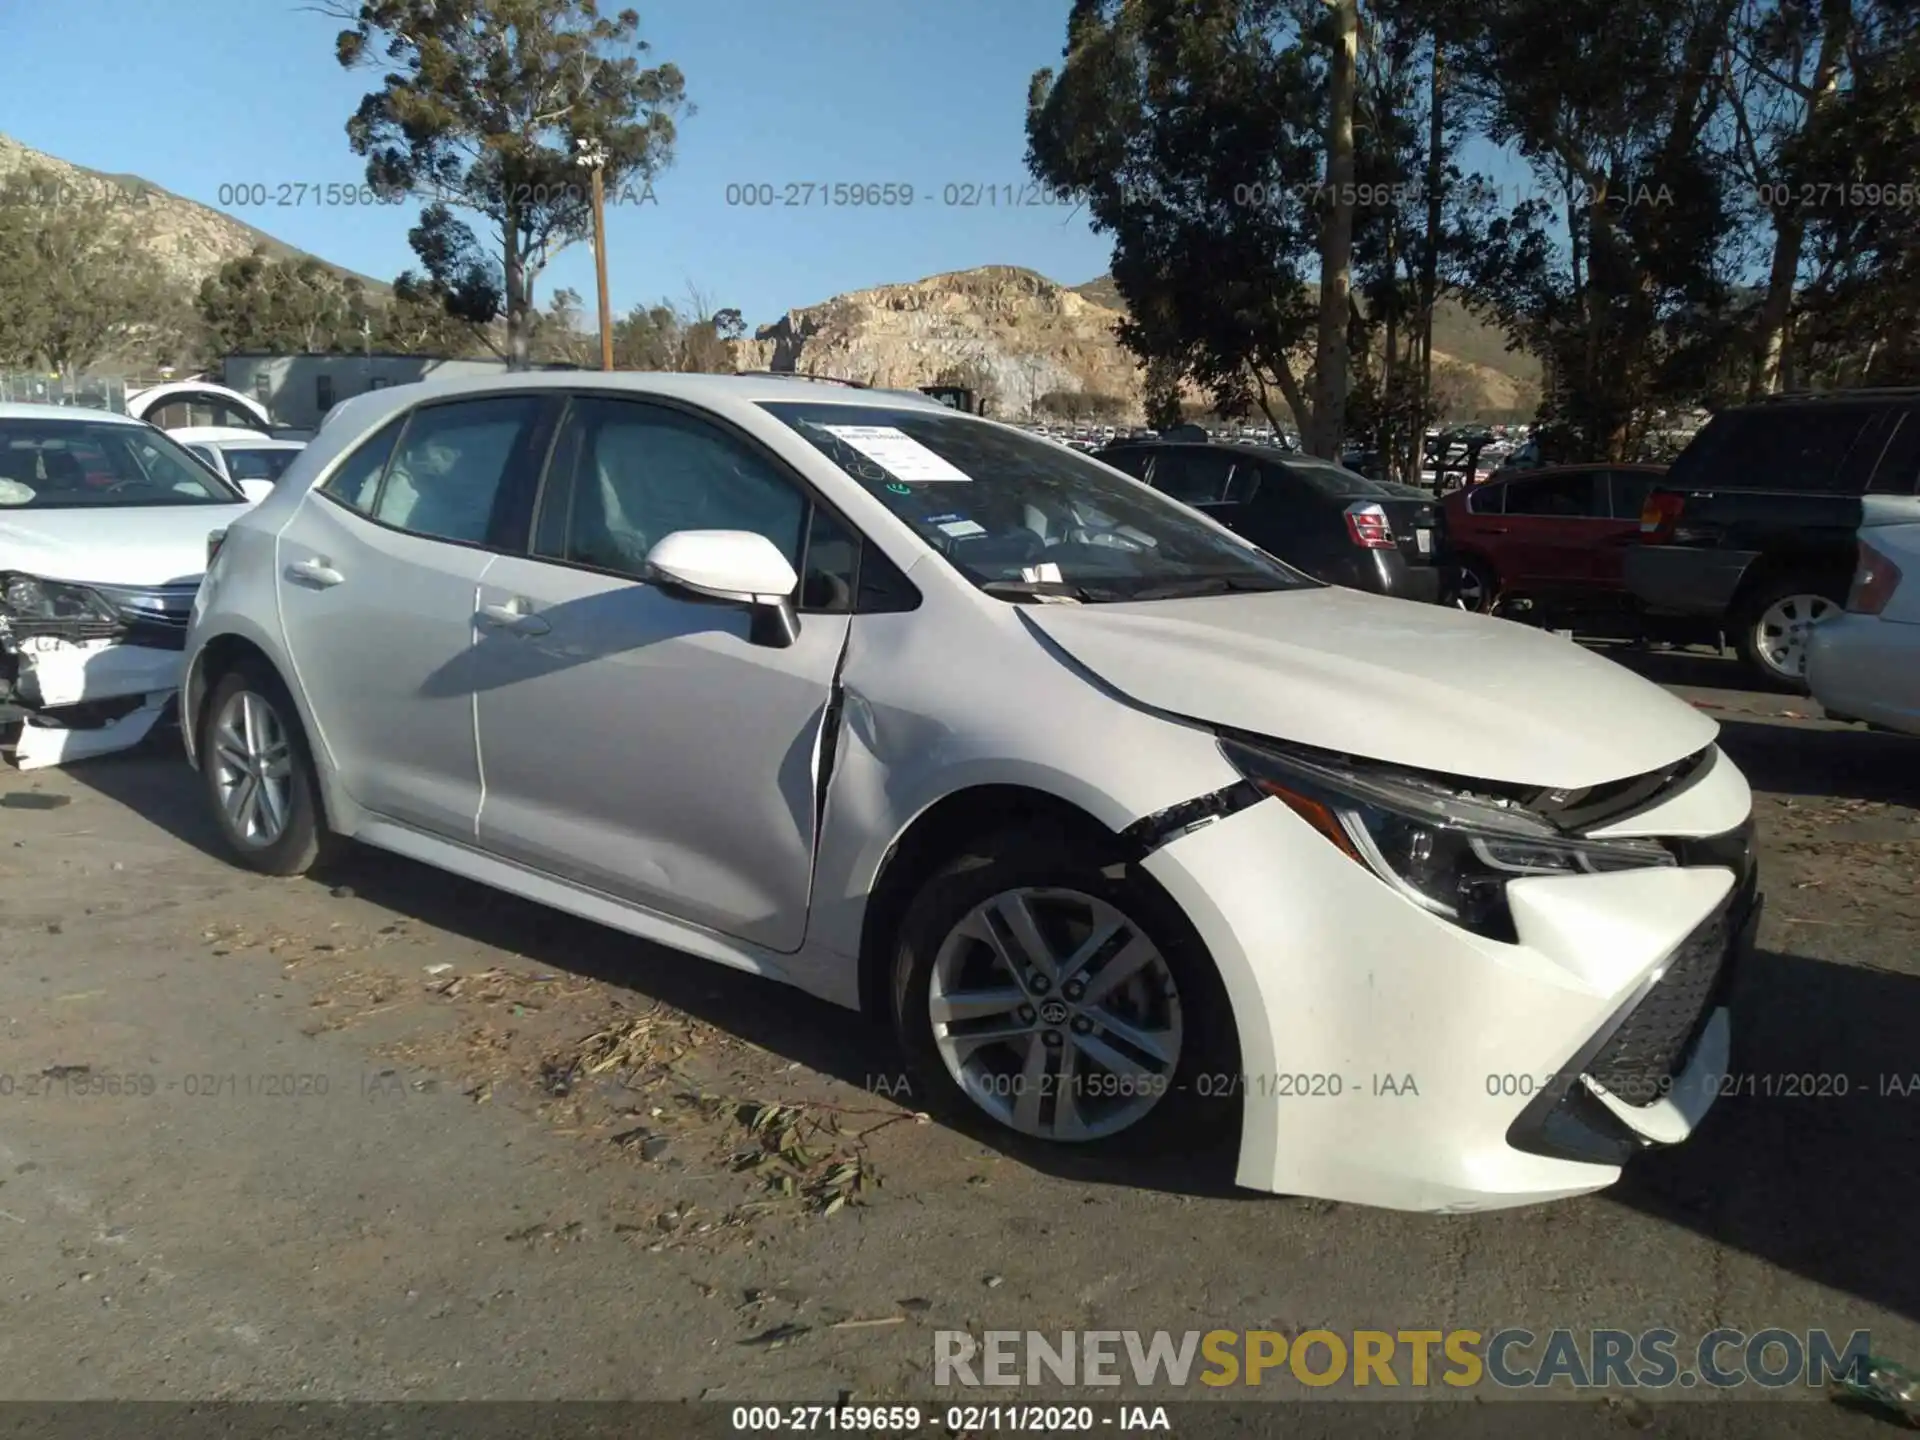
<box><xmin>275</xmin><ymin>394</ymin><xmax>557</xmax><ymax>839</ymax></box>
<box><xmin>1497</xmin><ymin>469</ymin><xmax>1609</xmax><ymax>588</ymax></box>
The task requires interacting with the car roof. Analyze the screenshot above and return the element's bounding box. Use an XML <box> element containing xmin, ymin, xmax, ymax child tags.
<box><xmin>332</xmin><ymin>370</ymin><xmax>958</xmax><ymax>413</ymax></box>
<box><xmin>203</xmin><ymin>436</ymin><xmax>305</xmax><ymax>450</ymax></box>
<box><xmin>169</xmin><ymin>425</ymin><xmax>276</xmax><ymax>443</ymax></box>
<box><xmin>1487</xmin><ymin>462</ymin><xmax>1667</xmax><ymax>477</ymax></box>
<box><xmin>0</xmin><ymin>403</ymin><xmax>145</xmax><ymax>426</ymax></box>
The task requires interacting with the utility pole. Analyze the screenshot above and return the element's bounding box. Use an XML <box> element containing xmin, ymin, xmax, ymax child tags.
<box><xmin>576</xmin><ymin>138</ymin><xmax>614</xmax><ymax>371</ymax></box>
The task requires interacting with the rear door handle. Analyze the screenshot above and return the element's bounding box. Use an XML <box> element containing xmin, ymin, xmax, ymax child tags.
<box><xmin>286</xmin><ymin>558</ymin><xmax>344</xmax><ymax>587</ymax></box>
<box><xmin>476</xmin><ymin>601</ymin><xmax>551</xmax><ymax>636</ymax></box>
<box><xmin>1481</xmin><ymin>526</ymin><xmax>1509</xmax><ymax>535</ymax></box>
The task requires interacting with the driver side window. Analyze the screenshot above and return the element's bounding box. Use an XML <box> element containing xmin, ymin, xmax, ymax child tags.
<box><xmin>532</xmin><ymin>398</ymin><xmax>807</xmax><ymax>583</ymax></box>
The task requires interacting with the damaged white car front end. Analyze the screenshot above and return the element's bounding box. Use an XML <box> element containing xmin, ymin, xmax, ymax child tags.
<box><xmin>0</xmin><ymin>402</ymin><xmax>256</xmax><ymax>769</ymax></box>
<box><xmin>0</xmin><ymin>574</ymin><xmax>200</xmax><ymax>768</ymax></box>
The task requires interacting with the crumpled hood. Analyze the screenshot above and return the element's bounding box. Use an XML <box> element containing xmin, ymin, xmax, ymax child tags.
<box><xmin>1021</xmin><ymin>586</ymin><xmax>1719</xmax><ymax>790</ymax></box>
<box><xmin>0</xmin><ymin>504</ymin><xmax>250</xmax><ymax>587</ymax></box>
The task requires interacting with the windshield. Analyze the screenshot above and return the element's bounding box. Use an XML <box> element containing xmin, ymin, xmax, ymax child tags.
<box><xmin>221</xmin><ymin>446</ymin><xmax>304</xmax><ymax>483</ymax></box>
<box><xmin>761</xmin><ymin>401</ymin><xmax>1318</xmax><ymax>600</ymax></box>
<box><xmin>0</xmin><ymin>419</ymin><xmax>242</xmax><ymax>509</ymax></box>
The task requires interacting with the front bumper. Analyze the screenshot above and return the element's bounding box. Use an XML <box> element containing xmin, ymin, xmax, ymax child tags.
<box><xmin>1623</xmin><ymin>544</ymin><xmax>1758</xmax><ymax>618</ymax></box>
<box><xmin>1141</xmin><ymin>749</ymin><xmax>1757</xmax><ymax>1211</ymax></box>
<box><xmin>1</xmin><ymin>636</ymin><xmax>183</xmax><ymax>770</ymax></box>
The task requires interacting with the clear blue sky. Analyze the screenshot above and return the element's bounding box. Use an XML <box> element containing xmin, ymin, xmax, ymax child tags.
<box><xmin>0</xmin><ymin>0</ymin><xmax>1122</xmax><ymax>328</ymax></box>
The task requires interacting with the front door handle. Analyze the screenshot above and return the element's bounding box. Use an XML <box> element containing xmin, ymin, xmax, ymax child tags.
<box><xmin>476</xmin><ymin>601</ymin><xmax>551</xmax><ymax>636</ymax></box>
<box><xmin>286</xmin><ymin>558</ymin><xmax>344</xmax><ymax>587</ymax></box>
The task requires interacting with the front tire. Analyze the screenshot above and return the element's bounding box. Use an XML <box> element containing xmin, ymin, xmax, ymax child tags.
<box><xmin>199</xmin><ymin>660</ymin><xmax>328</xmax><ymax>876</ymax></box>
<box><xmin>888</xmin><ymin>825</ymin><xmax>1237</xmax><ymax>1153</ymax></box>
<box><xmin>1733</xmin><ymin>576</ymin><xmax>1844</xmax><ymax>693</ymax></box>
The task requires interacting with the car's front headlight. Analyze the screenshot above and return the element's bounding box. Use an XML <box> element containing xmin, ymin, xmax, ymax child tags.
<box><xmin>1219</xmin><ymin>736</ymin><xmax>1675</xmax><ymax>940</ymax></box>
<box><xmin>0</xmin><ymin>573</ymin><xmax>119</xmax><ymax>626</ymax></box>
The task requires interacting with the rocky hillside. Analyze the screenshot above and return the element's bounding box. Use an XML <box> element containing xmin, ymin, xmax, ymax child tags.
<box><xmin>735</xmin><ymin>266</ymin><xmax>1147</xmax><ymax>412</ymax></box>
<box><xmin>740</xmin><ymin>265</ymin><xmax>1539</xmax><ymax>422</ymax></box>
<box><xmin>0</xmin><ymin>132</ymin><xmax>377</xmax><ymax>293</ymax></box>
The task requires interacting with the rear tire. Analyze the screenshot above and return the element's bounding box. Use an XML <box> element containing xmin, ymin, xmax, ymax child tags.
<box><xmin>1732</xmin><ymin>575</ymin><xmax>1845</xmax><ymax>693</ymax></box>
<box><xmin>1453</xmin><ymin>558</ymin><xmax>1497</xmax><ymax>613</ymax></box>
<box><xmin>888</xmin><ymin>824</ymin><xmax>1239</xmax><ymax>1154</ymax></box>
<box><xmin>198</xmin><ymin>659</ymin><xmax>330</xmax><ymax>876</ymax></box>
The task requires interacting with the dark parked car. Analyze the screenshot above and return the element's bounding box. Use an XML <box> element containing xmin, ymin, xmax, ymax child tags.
<box><xmin>1443</xmin><ymin>464</ymin><xmax>1668</xmax><ymax>616</ymax></box>
<box><xmin>1094</xmin><ymin>441</ymin><xmax>1446</xmax><ymax>602</ymax></box>
<box><xmin>1625</xmin><ymin>388</ymin><xmax>1920</xmax><ymax>690</ymax></box>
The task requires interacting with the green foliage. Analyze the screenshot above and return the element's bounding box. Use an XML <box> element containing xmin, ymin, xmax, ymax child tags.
<box><xmin>196</xmin><ymin>248</ymin><xmax>486</xmax><ymax>364</ymax></box>
<box><xmin>533</xmin><ymin>289</ymin><xmax>746</xmax><ymax>372</ymax></box>
<box><xmin>1031</xmin><ymin>0</ymin><xmax>1920</xmax><ymax>462</ymax></box>
<box><xmin>1027</xmin><ymin>0</ymin><xmax>1332</xmax><ymax>441</ymax></box>
<box><xmin>0</xmin><ymin>167</ymin><xmax>184</xmax><ymax>373</ymax></box>
<box><xmin>328</xmin><ymin>0</ymin><xmax>689</xmax><ymax>366</ymax></box>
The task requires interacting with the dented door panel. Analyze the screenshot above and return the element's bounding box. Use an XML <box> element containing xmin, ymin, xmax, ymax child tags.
<box><xmin>469</xmin><ymin>552</ymin><xmax>848</xmax><ymax>954</ymax></box>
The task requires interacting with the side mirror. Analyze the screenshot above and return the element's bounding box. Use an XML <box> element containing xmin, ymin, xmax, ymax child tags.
<box><xmin>239</xmin><ymin>478</ymin><xmax>274</xmax><ymax>504</ymax></box>
<box><xmin>646</xmin><ymin>529</ymin><xmax>802</xmax><ymax>647</ymax></box>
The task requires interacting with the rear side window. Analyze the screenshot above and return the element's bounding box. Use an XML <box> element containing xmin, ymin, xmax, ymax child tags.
<box><xmin>1868</xmin><ymin>412</ymin><xmax>1920</xmax><ymax>496</ymax></box>
<box><xmin>1670</xmin><ymin>406</ymin><xmax>1877</xmax><ymax>494</ymax></box>
<box><xmin>1150</xmin><ymin>449</ymin><xmax>1237</xmax><ymax>504</ymax></box>
<box><xmin>1098</xmin><ymin>448</ymin><xmax>1153</xmax><ymax>480</ymax></box>
<box><xmin>318</xmin><ymin>415</ymin><xmax>406</xmax><ymax>512</ymax></box>
<box><xmin>372</xmin><ymin>396</ymin><xmax>544</xmax><ymax>544</ymax></box>
<box><xmin>1504</xmin><ymin>470</ymin><xmax>1603</xmax><ymax>517</ymax></box>
<box><xmin>1607</xmin><ymin>470</ymin><xmax>1662</xmax><ymax>520</ymax></box>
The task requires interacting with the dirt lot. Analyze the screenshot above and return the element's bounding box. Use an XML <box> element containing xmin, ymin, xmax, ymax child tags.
<box><xmin>1</xmin><ymin>645</ymin><xmax>1917</xmax><ymax>1426</ymax></box>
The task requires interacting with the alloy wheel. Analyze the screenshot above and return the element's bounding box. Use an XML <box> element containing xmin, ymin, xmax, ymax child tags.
<box><xmin>210</xmin><ymin>688</ymin><xmax>295</xmax><ymax>848</ymax></box>
<box><xmin>1453</xmin><ymin>568</ymin><xmax>1487</xmax><ymax>612</ymax></box>
<box><xmin>1753</xmin><ymin>593</ymin><xmax>1837</xmax><ymax>680</ymax></box>
<box><xmin>927</xmin><ymin>887</ymin><xmax>1183</xmax><ymax>1142</ymax></box>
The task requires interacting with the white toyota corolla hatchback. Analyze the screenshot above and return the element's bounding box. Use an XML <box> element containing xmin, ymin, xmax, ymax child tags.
<box><xmin>182</xmin><ymin>373</ymin><xmax>1761</xmax><ymax>1212</ymax></box>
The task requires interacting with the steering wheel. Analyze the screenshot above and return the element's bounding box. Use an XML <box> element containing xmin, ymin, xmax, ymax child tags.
<box><xmin>106</xmin><ymin>478</ymin><xmax>151</xmax><ymax>495</ymax></box>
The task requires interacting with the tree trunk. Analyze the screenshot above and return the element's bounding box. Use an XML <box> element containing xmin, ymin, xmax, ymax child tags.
<box><xmin>1748</xmin><ymin>0</ymin><xmax>1850</xmax><ymax>398</ymax></box>
<box><xmin>503</xmin><ymin>218</ymin><xmax>531</xmax><ymax>372</ymax></box>
<box><xmin>1311</xmin><ymin>0</ymin><xmax>1360</xmax><ymax>459</ymax></box>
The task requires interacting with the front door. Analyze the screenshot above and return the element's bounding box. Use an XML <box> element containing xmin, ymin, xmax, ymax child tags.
<box><xmin>469</xmin><ymin>395</ymin><xmax>851</xmax><ymax>953</ymax></box>
<box><xmin>275</xmin><ymin>395</ymin><xmax>551</xmax><ymax>838</ymax></box>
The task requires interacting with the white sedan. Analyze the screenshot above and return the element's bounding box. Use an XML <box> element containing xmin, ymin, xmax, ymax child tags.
<box><xmin>0</xmin><ymin>404</ymin><xmax>254</xmax><ymax>768</ymax></box>
<box><xmin>1807</xmin><ymin>506</ymin><xmax>1920</xmax><ymax>735</ymax></box>
<box><xmin>176</xmin><ymin>428</ymin><xmax>308</xmax><ymax>493</ymax></box>
<box><xmin>181</xmin><ymin>373</ymin><xmax>1758</xmax><ymax>1212</ymax></box>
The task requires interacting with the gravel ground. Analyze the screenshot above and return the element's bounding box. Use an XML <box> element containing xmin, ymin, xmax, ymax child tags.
<box><xmin>0</xmin><ymin>644</ymin><xmax>1916</xmax><ymax>1432</ymax></box>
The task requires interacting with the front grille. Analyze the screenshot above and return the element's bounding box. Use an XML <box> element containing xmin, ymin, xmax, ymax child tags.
<box><xmin>1585</xmin><ymin>890</ymin><xmax>1744</xmax><ymax>1105</ymax></box>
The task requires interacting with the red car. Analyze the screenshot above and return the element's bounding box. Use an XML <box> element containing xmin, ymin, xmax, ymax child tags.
<box><xmin>1442</xmin><ymin>463</ymin><xmax>1667</xmax><ymax>614</ymax></box>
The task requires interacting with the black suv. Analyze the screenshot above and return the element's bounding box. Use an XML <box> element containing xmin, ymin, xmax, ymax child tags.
<box><xmin>1624</xmin><ymin>389</ymin><xmax>1920</xmax><ymax>690</ymax></box>
<box><xmin>1093</xmin><ymin>440</ymin><xmax>1446</xmax><ymax>602</ymax></box>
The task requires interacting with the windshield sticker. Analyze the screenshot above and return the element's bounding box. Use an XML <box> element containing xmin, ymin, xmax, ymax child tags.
<box><xmin>935</xmin><ymin>517</ymin><xmax>987</xmax><ymax>539</ymax></box>
<box><xmin>0</xmin><ymin>479</ymin><xmax>34</xmax><ymax>505</ymax></box>
<box><xmin>819</xmin><ymin>425</ymin><xmax>972</xmax><ymax>482</ymax></box>
<box><xmin>1020</xmin><ymin>562</ymin><xmax>1065</xmax><ymax>583</ymax></box>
